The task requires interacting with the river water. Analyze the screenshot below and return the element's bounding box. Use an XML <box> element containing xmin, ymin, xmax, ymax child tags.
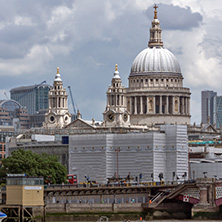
<box><xmin>76</xmin><ymin>220</ymin><xmax>219</xmax><ymax>222</ymax></box>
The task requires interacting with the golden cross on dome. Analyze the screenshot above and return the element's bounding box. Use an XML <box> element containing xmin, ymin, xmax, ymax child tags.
<box><xmin>57</xmin><ymin>67</ymin><xmax>59</xmax><ymax>74</ymax></box>
<box><xmin>115</xmin><ymin>64</ymin><xmax>118</xmax><ymax>71</ymax></box>
<box><xmin>154</xmin><ymin>4</ymin><xmax>158</xmax><ymax>19</ymax></box>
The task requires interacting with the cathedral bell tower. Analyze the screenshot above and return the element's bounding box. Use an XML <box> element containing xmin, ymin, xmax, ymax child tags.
<box><xmin>44</xmin><ymin>67</ymin><xmax>71</xmax><ymax>128</ymax></box>
<box><xmin>103</xmin><ymin>64</ymin><xmax>130</xmax><ymax>127</ymax></box>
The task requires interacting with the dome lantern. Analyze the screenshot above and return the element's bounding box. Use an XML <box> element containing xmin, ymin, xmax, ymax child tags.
<box><xmin>113</xmin><ymin>64</ymin><xmax>120</xmax><ymax>79</ymax></box>
<box><xmin>54</xmin><ymin>67</ymin><xmax>62</xmax><ymax>82</ymax></box>
<box><xmin>148</xmin><ymin>4</ymin><xmax>163</xmax><ymax>48</ymax></box>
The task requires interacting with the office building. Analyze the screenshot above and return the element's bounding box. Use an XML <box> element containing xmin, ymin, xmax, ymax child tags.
<box><xmin>213</xmin><ymin>96</ymin><xmax>222</xmax><ymax>129</ymax></box>
<box><xmin>201</xmin><ymin>90</ymin><xmax>222</xmax><ymax>129</ymax></box>
<box><xmin>10</xmin><ymin>82</ymin><xmax>51</xmax><ymax>115</ymax></box>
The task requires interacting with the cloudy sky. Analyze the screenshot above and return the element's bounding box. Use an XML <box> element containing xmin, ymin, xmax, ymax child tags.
<box><xmin>0</xmin><ymin>0</ymin><xmax>221</xmax><ymax>124</ymax></box>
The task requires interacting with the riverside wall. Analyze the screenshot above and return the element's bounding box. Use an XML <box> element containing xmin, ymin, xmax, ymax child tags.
<box><xmin>45</xmin><ymin>202</ymin><xmax>193</xmax><ymax>221</ymax></box>
<box><xmin>46</xmin><ymin>203</ymin><xmax>143</xmax><ymax>213</ymax></box>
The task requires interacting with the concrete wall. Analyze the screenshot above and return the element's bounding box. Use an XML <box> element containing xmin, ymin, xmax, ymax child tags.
<box><xmin>46</xmin><ymin>203</ymin><xmax>143</xmax><ymax>213</ymax></box>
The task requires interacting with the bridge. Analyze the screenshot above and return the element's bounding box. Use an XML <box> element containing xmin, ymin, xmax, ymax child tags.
<box><xmin>44</xmin><ymin>177</ymin><xmax>222</xmax><ymax>216</ymax></box>
<box><xmin>44</xmin><ymin>181</ymin><xmax>177</xmax><ymax>204</ymax></box>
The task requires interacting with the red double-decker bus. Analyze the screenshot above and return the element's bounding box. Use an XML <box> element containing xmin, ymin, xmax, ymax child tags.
<box><xmin>67</xmin><ymin>174</ymin><xmax>77</xmax><ymax>185</ymax></box>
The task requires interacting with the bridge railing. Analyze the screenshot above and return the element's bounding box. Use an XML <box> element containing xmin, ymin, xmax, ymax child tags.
<box><xmin>44</xmin><ymin>180</ymin><xmax>192</xmax><ymax>190</ymax></box>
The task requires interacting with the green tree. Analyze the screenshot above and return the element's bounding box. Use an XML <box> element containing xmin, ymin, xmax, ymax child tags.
<box><xmin>0</xmin><ymin>149</ymin><xmax>67</xmax><ymax>184</ymax></box>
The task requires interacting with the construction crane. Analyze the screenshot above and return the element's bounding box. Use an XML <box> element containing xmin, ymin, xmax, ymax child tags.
<box><xmin>4</xmin><ymin>92</ymin><xmax>9</xmax><ymax>100</ymax></box>
<box><xmin>68</xmin><ymin>86</ymin><xmax>78</xmax><ymax>120</ymax></box>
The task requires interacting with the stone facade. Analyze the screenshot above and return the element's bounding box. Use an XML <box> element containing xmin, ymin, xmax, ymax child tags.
<box><xmin>103</xmin><ymin>6</ymin><xmax>190</xmax><ymax>127</ymax></box>
<box><xmin>44</xmin><ymin>67</ymin><xmax>71</xmax><ymax>128</ymax></box>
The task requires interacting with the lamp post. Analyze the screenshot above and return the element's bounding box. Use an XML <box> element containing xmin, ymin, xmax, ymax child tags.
<box><xmin>115</xmin><ymin>147</ymin><xmax>120</xmax><ymax>184</ymax></box>
<box><xmin>193</xmin><ymin>170</ymin><xmax>195</xmax><ymax>180</ymax></box>
<box><xmin>172</xmin><ymin>172</ymin><xmax>175</xmax><ymax>182</ymax></box>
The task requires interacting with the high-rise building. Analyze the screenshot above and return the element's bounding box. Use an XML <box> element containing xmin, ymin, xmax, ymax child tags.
<box><xmin>10</xmin><ymin>82</ymin><xmax>51</xmax><ymax>115</ymax></box>
<box><xmin>201</xmin><ymin>90</ymin><xmax>217</xmax><ymax>125</ymax></box>
<box><xmin>213</xmin><ymin>96</ymin><xmax>222</xmax><ymax>129</ymax></box>
<box><xmin>201</xmin><ymin>90</ymin><xmax>222</xmax><ymax>129</ymax></box>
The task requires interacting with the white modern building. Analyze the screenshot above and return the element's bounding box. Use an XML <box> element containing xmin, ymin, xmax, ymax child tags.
<box><xmin>69</xmin><ymin>125</ymin><xmax>188</xmax><ymax>184</ymax></box>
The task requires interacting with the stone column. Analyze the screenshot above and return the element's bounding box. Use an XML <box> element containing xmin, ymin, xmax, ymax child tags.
<box><xmin>159</xmin><ymin>96</ymin><xmax>162</xmax><ymax>114</ymax></box>
<box><xmin>49</xmin><ymin>97</ymin><xmax>51</xmax><ymax>108</ymax></box>
<box><xmin>181</xmin><ymin>97</ymin><xmax>184</xmax><ymax>114</ymax></box>
<box><xmin>146</xmin><ymin>97</ymin><xmax>149</xmax><ymax>114</ymax></box>
<box><xmin>130</xmin><ymin>97</ymin><xmax>133</xmax><ymax>114</ymax></box>
<box><xmin>195</xmin><ymin>178</ymin><xmax>215</xmax><ymax>207</ymax></box>
<box><xmin>166</xmin><ymin>96</ymin><xmax>169</xmax><ymax>114</ymax></box>
<box><xmin>188</xmin><ymin>98</ymin><xmax>190</xmax><ymax>115</ymax></box>
<box><xmin>186</xmin><ymin>97</ymin><xmax>188</xmax><ymax>115</ymax></box>
<box><xmin>140</xmin><ymin>96</ymin><xmax>143</xmax><ymax>114</ymax></box>
<box><xmin>177</xmin><ymin>97</ymin><xmax>180</xmax><ymax>114</ymax></box>
<box><xmin>107</xmin><ymin>95</ymin><xmax>110</xmax><ymax>107</ymax></box>
<box><xmin>172</xmin><ymin>97</ymin><xmax>175</xmax><ymax>114</ymax></box>
<box><xmin>135</xmin><ymin>97</ymin><xmax>137</xmax><ymax>114</ymax></box>
<box><xmin>153</xmin><ymin>96</ymin><xmax>156</xmax><ymax>114</ymax></box>
<box><xmin>199</xmin><ymin>187</ymin><xmax>209</xmax><ymax>205</ymax></box>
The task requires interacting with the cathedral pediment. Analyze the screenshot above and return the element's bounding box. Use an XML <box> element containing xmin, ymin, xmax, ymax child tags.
<box><xmin>65</xmin><ymin>118</ymin><xmax>95</xmax><ymax>130</ymax></box>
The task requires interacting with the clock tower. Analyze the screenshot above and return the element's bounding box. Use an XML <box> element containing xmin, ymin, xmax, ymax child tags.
<box><xmin>103</xmin><ymin>64</ymin><xmax>130</xmax><ymax>127</ymax></box>
<box><xmin>44</xmin><ymin>67</ymin><xmax>71</xmax><ymax>128</ymax></box>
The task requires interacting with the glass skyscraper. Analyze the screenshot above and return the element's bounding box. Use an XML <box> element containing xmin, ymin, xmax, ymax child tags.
<box><xmin>10</xmin><ymin>83</ymin><xmax>51</xmax><ymax>115</ymax></box>
<box><xmin>214</xmin><ymin>96</ymin><xmax>222</xmax><ymax>129</ymax></box>
<box><xmin>201</xmin><ymin>90</ymin><xmax>222</xmax><ymax>129</ymax></box>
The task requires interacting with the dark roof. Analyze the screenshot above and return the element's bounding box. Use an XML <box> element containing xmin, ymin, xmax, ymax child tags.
<box><xmin>10</xmin><ymin>83</ymin><xmax>51</xmax><ymax>93</ymax></box>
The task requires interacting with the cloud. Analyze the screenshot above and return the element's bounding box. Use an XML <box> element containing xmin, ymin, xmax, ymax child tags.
<box><xmin>14</xmin><ymin>16</ymin><xmax>35</xmax><ymax>26</ymax></box>
<box><xmin>0</xmin><ymin>0</ymin><xmax>221</xmax><ymax>125</ymax></box>
<box><xmin>0</xmin><ymin>44</ymin><xmax>53</xmax><ymax>75</ymax></box>
<box><xmin>145</xmin><ymin>3</ymin><xmax>203</xmax><ymax>30</ymax></box>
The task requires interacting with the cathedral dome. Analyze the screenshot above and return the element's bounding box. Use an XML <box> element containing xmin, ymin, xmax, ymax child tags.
<box><xmin>130</xmin><ymin>5</ymin><xmax>181</xmax><ymax>77</ymax></box>
<box><xmin>130</xmin><ymin>47</ymin><xmax>181</xmax><ymax>76</ymax></box>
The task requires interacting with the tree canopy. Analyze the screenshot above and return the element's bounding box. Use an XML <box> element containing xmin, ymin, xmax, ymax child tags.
<box><xmin>1</xmin><ymin>149</ymin><xmax>67</xmax><ymax>184</ymax></box>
